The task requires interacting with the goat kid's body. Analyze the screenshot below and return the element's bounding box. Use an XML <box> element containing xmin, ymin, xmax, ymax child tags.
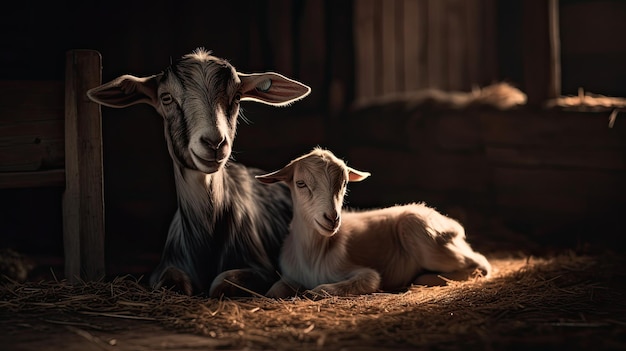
<box><xmin>274</xmin><ymin>203</ymin><xmax>489</xmax><ymax>297</ymax></box>
<box><xmin>260</xmin><ymin>149</ymin><xmax>490</xmax><ymax>298</ymax></box>
<box><xmin>342</xmin><ymin>204</ymin><xmax>489</xmax><ymax>290</ymax></box>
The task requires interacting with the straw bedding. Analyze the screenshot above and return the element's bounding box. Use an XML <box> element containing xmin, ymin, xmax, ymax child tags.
<box><xmin>1</xmin><ymin>252</ymin><xmax>625</xmax><ymax>350</ymax></box>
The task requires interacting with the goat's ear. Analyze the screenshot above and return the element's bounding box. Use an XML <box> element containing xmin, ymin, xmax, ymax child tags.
<box><xmin>87</xmin><ymin>74</ymin><xmax>160</xmax><ymax>108</ymax></box>
<box><xmin>255</xmin><ymin>166</ymin><xmax>293</xmax><ymax>184</ymax></box>
<box><xmin>238</xmin><ymin>72</ymin><xmax>311</xmax><ymax>106</ymax></box>
<box><xmin>347</xmin><ymin>167</ymin><xmax>371</xmax><ymax>182</ymax></box>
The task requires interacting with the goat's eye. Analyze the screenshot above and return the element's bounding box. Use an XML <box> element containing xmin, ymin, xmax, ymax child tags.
<box><xmin>233</xmin><ymin>92</ymin><xmax>242</xmax><ymax>104</ymax></box>
<box><xmin>160</xmin><ymin>93</ymin><xmax>174</xmax><ymax>105</ymax></box>
<box><xmin>295</xmin><ymin>180</ymin><xmax>307</xmax><ymax>188</ymax></box>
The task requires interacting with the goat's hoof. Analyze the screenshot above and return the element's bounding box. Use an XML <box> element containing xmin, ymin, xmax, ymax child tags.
<box><xmin>265</xmin><ymin>284</ymin><xmax>296</xmax><ymax>299</ymax></box>
<box><xmin>154</xmin><ymin>267</ymin><xmax>193</xmax><ymax>296</ymax></box>
<box><xmin>209</xmin><ymin>269</ymin><xmax>274</xmax><ymax>298</ymax></box>
<box><xmin>308</xmin><ymin>284</ymin><xmax>342</xmax><ymax>298</ymax></box>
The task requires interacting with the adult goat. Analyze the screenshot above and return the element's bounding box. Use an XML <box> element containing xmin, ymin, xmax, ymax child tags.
<box><xmin>87</xmin><ymin>48</ymin><xmax>310</xmax><ymax>296</ymax></box>
<box><xmin>257</xmin><ymin>148</ymin><xmax>491</xmax><ymax>297</ymax></box>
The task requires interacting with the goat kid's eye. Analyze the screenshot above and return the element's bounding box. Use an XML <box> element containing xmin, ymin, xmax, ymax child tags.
<box><xmin>160</xmin><ymin>93</ymin><xmax>174</xmax><ymax>105</ymax></box>
<box><xmin>233</xmin><ymin>92</ymin><xmax>242</xmax><ymax>104</ymax></box>
<box><xmin>295</xmin><ymin>180</ymin><xmax>307</xmax><ymax>188</ymax></box>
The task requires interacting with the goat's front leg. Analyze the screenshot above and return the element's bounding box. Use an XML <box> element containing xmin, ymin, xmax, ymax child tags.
<box><xmin>266</xmin><ymin>278</ymin><xmax>302</xmax><ymax>298</ymax></box>
<box><xmin>310</xmin><ymin>267</ymin><xmax>381</xmax><ymax>297</ymax></box>
<box><xmin>209</xmin><ymin>268</ymin><xmax>277</xmax><ymax>298</ymax></box>
<box><xmin>153</xmin><ymin>266</ymin><xmax>194</xmax><ymax>296</ymax></box>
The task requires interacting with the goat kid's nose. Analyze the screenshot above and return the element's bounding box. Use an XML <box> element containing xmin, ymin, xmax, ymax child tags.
<box><xmin>323</xmin><ymin>211</ymin><xmax>340</xmax><ymax>227</ymax></box>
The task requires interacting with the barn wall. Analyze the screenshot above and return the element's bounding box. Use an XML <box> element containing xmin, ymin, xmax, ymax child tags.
<box><xmin>353</xmin><ymin>0</ymin><xmax>498</xmax><ymax>102</ymax></box>
<box><xmin>560</xmin><ymin>0</ymin><xmax>626</xmax><ymax>97</ymax></box>
<box><xmin>340</xmin><ymin>104</ymin><xmax>626</xmax><ymax>252</ymax></box>
<box><xmin>0</xmin><ymin>0</ymin><xmax>624</xmax><ymax>278</ymax></box>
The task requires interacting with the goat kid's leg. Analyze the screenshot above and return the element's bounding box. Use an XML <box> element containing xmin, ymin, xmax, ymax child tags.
<box><xmin>310</xmin><ymin>267</ymin><xmax>381</xmax><ymax>297</ymax></box>
<box><xmin>209</xmin><ymin>268</ymin><xmax>277</xmax><ymax>298</ymax></box>
<box><xmin>414</xmin><ymin>238</ymin><xmax>492</xmax><ymax>286</ymax></box>
<box><xmin>153</xmin><ymin>266</ymin><xmax>194</xmax><ymax>296</ymax></box>
<box><xmin>398</xmin><ymin>214</ymin><xmax>491</xmax><ymax>286</ymax></box>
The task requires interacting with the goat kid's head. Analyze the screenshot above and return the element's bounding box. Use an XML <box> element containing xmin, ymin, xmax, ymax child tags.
<box><xmin>256</xmin><ymin>148</ymin><xmax>370</xmax><ymax>236</ymax></box>
<box><xmin>87</xmin><ymin>48</ymin><xmax>311</xmax><ymax>174</ymax></box>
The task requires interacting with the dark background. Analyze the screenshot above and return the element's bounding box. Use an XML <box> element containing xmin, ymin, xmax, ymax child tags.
<box><xmin>1</xmin><ymin>0</ymin><xmax>625</xmax><ymax>278</ymax></box>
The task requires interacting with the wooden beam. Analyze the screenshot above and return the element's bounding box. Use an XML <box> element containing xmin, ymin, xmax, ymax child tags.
<box><xmin>0</xmin><ymin>169</ymin><xmax>64</xmax><ymax>189</ymax></box>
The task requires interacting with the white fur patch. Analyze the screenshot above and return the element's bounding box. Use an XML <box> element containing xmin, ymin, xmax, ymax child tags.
<box><xmin>256</xmin><ymin>79</ymin><xmax>272</xmax><ymax>92</ymax></box>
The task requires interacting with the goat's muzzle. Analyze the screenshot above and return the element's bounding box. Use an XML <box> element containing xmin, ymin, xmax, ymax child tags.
<box><xmin>190</xmin><ymin>135</ymin><xmax>231</xmax><ymax>173</ymax></box>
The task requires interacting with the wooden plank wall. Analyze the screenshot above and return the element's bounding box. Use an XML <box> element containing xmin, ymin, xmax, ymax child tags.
<box><xmin>559</xmin><ymin>0</ymin><xmax>626</xmax><ymax>97</ymax></box>
<box><xmin>0</xmin><ymin>81</ymin><xmax>65</xmax><ymax>173</ymax></box>
<box><xmin>234</xmin><ymin>0</ymin><xmax>355</xmax><ymax>170</ymax></box>
<box><xmin>481</xmin><ymin>110</ymin><xmax>626</xmax><ymax>220</ymax></box>
<box><xmin>341</xmin><ymin>103</ymin><xmax>626</xmax><ymax>249</ymax></box>
<box><xmin>353</xmin><ymin>0</ymin><xmax>497</xmax><ymax>104</ymax></box>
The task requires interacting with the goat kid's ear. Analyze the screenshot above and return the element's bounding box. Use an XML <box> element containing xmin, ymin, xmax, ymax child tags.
<box><xmin>348</xmin><ymin>167</ymin><xmax>371</xmax><ymax>182</ymax></box>
<box><xmin>238</xmin><ymin>72</ymin><xmax>311</xmax><ymax>107</ymax></box>
<box><xmin>87</xmin><ymin>74</ymin><xmax>160</xmax><ymax>109</ymax></box>
<box><xmin>255</xmin><ymin>166</ymin><xmax>293</xmax><ymax>184</ymax></box>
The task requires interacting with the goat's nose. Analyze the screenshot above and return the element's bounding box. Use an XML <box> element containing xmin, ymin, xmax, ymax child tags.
<box><xmin>200</xmin><ymin>135</ymin><xmax>226</xmax><ymax>150</ymax></box>
<box><xmin>199</xmin><ymin>135</ymin><xmax>230</xmax><ymax>161</ymax></box>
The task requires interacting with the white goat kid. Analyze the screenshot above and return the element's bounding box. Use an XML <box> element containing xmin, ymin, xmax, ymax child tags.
<box><xmin>87</xmin><ymin>48</ymin><xmax>310</xmax><ymax>297</ymax></box>
<box><xmin>257</xmin><ymin>148</ymin><xmax>491</xmax><ymax>297</ymax></box>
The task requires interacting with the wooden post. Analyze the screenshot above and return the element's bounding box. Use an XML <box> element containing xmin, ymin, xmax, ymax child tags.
<box><xmin>354</xmin><ymin>0</ymin><xmax>376</xmax><ymax>102</ymax></box>
<box><xmin>63</xmin><ymin>49</ymin><xmax>105</xmax><ymax>282</ymax></box>
<box><xmin>522</xmin><ymin>0</ymin><xmax>561</xmax><ymax>106</ymax></box>
<box><xmin>381</xmin><ymin>0</ymin><xmax>397</xmax><ymax>95</ymax></box>
<box><xmin>548</xmin><ymin>0</ymin><xmax>561</xmax><ymax>99</ymax></box>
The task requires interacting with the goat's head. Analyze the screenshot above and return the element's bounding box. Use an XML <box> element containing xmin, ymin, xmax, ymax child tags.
<box><xmin>87</xmin><ymin>48</ymin><xmax>310</xmax><ymax>173</ymax></box>
<box><xmin>256</xmin><ymin>148</ymin><xmax>370</xmax><ymax>236</ymax></box>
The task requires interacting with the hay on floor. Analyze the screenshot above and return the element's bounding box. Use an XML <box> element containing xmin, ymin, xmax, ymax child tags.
<box><xmin>1</xmin><ymin>252</ymin><xmax>625</xmax><ymax>350</ymax></box>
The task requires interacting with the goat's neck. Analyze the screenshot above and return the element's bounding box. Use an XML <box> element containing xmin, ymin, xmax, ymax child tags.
<box><xmin>173</xmin><ymin>164</ymin><xmax>229</xmax><ymax>226</ymax></box>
